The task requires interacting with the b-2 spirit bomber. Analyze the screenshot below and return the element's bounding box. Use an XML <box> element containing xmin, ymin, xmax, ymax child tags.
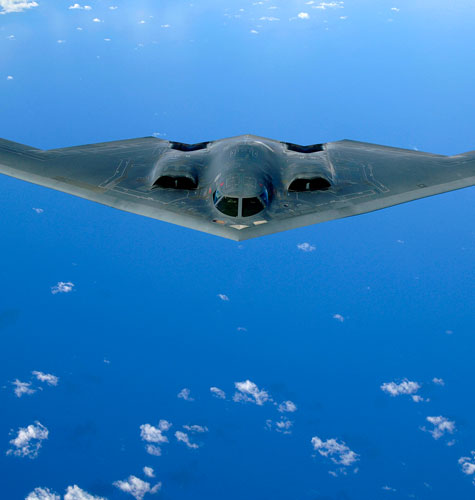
<box><xmin>0</xmin><ymin>135</ymin><xmax>473</xmax><ymax>240</ymax></box>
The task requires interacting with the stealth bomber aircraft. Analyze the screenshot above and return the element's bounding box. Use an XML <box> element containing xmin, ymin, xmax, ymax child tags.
<box><xmin>0</xmin><ymin>135</ymin><xmax>473</xmax><ymax>240</ymax></box>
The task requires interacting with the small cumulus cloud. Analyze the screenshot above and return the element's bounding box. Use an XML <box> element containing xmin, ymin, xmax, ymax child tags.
<box><xmin>26</xmin><ymin>488</ymin><xmax>61</xmax><ymax>500</ymax></box>
<box><xmin>421</xmin><ymin>416</ymin><xmax>455</xmax><ymax>440</ymax></box>
<box><xmin>381</xmin><ymin>379</ymin><xmax>420</xmax><ymax>397</ymax></box>
<box><xmin>177</xmin><ymin>388</ymin><xmax>194</xmax><ymax>401</ymax></box>
<box><xmin>113</xmin><ymin>476</ymin><xmax>161</xmax><ymax>500</ymax></box>
<box><xmin>109</xmin><ymin>5</ymin><xmax>117</xmax><ymax>10</ymax></box>
<box><xmin>7</xmin><ymin>34</ymin><xmax>15</xmax><ymax>39</ymax></box>
<box><xmin>143</xmin><ymin>467</ymin><xmax>155</xmax><ymax>478</ymax></box>
<box><xmin>433</xmin><ymin>377</ymin><xmax>445</xmax><ymax>386</ymax></box>
<box><xmin>145</xmin><ymin>445</ymin><xmax>161</xmax><ymax>456</ymax></box>
<box><xmin>313</xmin><ymin>1</ymin><xmax>344</xmax><ymax>9</ymax></box>
<box><xmin>382</xmin><ymin>485</ymin><xmax>396</xmax><ymax>492</ymax></box>
<box><xmin>333</xmin><ymin>313</ymin><xmax>345</xmax><ymax>322</ymax></box>
<box><xmin>250</xmin><ymin>29</ymin><xmax>259</xmax><ymax>34</ymax></box>
<box><xmin>297</xmin><ymin>12</ymin><xmax>310</xmax><ymax>19</ymax></box>
<box><xmin>0</xmin><ymin>0</ymin><xmax>39</xmax><ymax>15</ymax></box>
<box><xmin>32</xmin><ymin>371</ymin><xmax>59</xmax><ymax>386</ymax></box>
<box><xmin>297</xmin><ymin>242</ymin><xmax>316</xmax><ymax>252</ymax></box>
<box><xmin>140</xmin><ymin>420</ymin><xmax>171</xmax><ymax>446</ymax></box>
<box><xmin>12</xmin><ymin>379</ymin><xmax>35</xmax><ymax>398</ymax></box>
<box><xmin>26</xmin><ymin>486</ymin><xmax>104</xmax><ymax>500</ymax></box>
<box><xmin>160</xmin><ymin>24</ymin><xmax>170</xmax><ymax>28</ymax></box>
<box><xmin>32</xmin><ymin>207</ymin><xmax>44</xmax><ymax>213</ymax></box>
<box><xmin>7</xmin><ymin>421</ymin><xmax>48</xmax><ymax>458</ymax></box>
<box><xmin>210</xmin><ymin>386</ymin><xmax>226</xmax><ymax>399</ymax></box>
<box><xmin>175</xmin><ymin>430</ymin><xmax>199</xmax><ymax>449</ymax></box>
<box><xmin>183</xmin><ymin>424</ymin><xmax>208</xmax><ymax>433</ymax></box>
<box><xmin>233</xmin><ymin>380</ymin><xmax>271</xmax><ymax>406</ymax></box>
<box><xmin>7</xmin><ymin>75</ymin><xmax>14</xmax><ymax>80</ymax></box>
<box><xmin>57</xmin><ymin>40</ymin><xmax>66</xmax><ymax>44</ymax></box>
<box><xmin>259</xmin><ymin>16</ymin><xmax>279</xmax><ymax>21</ymax></box>
<box><xmin>64</xmin><ymin>486</ymin><xmax>106</xmax><ymax>500</ymax></box>
<box><xmin>51</xmin><ymin>281</ymin><xmax>74</xmax><ymax>294</ymax></box>
<box><xmin>92</xmin><ymin>17</ymin><xmax>101</xmax><ymax>22</ymax></box>
<box><xmin>266</xmin><ymin>418</ymin><xmax>293</xmax><ymax>434</ymax></box>
<box><xmin>68</xmin><ymin>3</ymin><xmax>91</xmax><ymax>10</ymax></box>
<box><xmin>311</xmin><ymin>436</ymin><xmax>359</xmax><ymax>467</ymax></box>
<box><xmin>391</xmin><ymin>7</ymin><xmax>400</xmax><ymax>12</ymax></box>
<box><xmin>277</xmin><ymin>400</ymin><xmax>297</xmax><ymax>413</ymax></box>
<box><xmin>459</xmin><ymin>452</ymin><xmax>475</xmax><ymax>484</ymax></box>
<box><xmin>217</xmin><ymin>293</ymin><xmax>229</xmax><ymax>301</ymax></box>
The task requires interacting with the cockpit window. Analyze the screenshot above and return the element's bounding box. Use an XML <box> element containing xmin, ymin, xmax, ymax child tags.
<box><xmin>216</xmin><ymin>195</ymin><xmax>239</xmax><ymax>217</ymax></box>
<box><xmin>242</xmin><ymin>197</ymin><xmax>264</xmax><ymax>217</ymax></box>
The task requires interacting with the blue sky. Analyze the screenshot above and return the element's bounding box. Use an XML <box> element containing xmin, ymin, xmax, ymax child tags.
<box><xmin>1</xmin><ymin>1</ymin><xmax>474</xmax><ymax>499</ymax></box>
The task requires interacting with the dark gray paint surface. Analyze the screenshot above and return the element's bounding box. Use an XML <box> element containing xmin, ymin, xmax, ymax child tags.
<box><xmin>0</xmin><ymin>135</ymin><xmax>473</xmax><ymax>240</ymax></box>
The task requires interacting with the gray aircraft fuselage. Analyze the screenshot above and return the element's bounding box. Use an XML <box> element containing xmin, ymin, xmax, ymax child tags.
<box><xmin>0</xmin><ymin>134</ymin><xmax>473</xmax><ymax>240</ymax></box>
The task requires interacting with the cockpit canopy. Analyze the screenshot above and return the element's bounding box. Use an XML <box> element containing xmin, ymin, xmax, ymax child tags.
<box><xmin>213</xmin><ymin>188</ymin><xmax>269</xmax><ymax>218</ymax></box>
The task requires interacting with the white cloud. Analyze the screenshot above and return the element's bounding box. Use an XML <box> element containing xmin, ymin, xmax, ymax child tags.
<box><xmin>381</xmin><ymin>379</ymin><xmax>420</xmax><ymax>397</ymax></box>
<box><xmin>12</xmin><ymin>379</ymin><xmax>35</xmax><ymax>397</ymax></box>
<box><xmin>267</xmin><ymin>418</ymin><xmax>293</xmax><ymax>434</ymax></box>
<box><xmin>175</xmin><ymin>431</ymin><xmax>199</xmax><ymax>449</ymax></box>
<box><xmin>382</xmin><ymin>485</ymin><xmax>396</xmax><ymax>492</ymax></box>
<box><xmin>26</xmin><ymin>486</ymin><xmax>103</xmax><ymax>500</ymax></box>
<box><xmin>313</xmin><ymin>1</ymin><xmax>344</xmax><ymax>9</ymax></box>
<box><xmin>250</xmin><ymin>29</ymin><xmax>259</xmax><ymax>34</ymax></box>
<box><xmin>32</xmin><ymin>371</ymin><xmax>59</xmax><ymax>386</ymax></box>
<box><xmin>64</xmin><ymin>486</ymin><xmax>106</xmax><ymax>500</ymax></box>
<box><xmin>297</xmin><ymin>12</ymin><xmax>310</xmax><ymax>19</ymax></box>
<box><xmin>7</xmin><ymin>75</ymin><xmax>14</xmax><ymax>80</ymax></box>
<box><xmin>143</xmin><ymin>466</ymin><xmax>155</xmax><ymax>478</ymax></box>
<box><xmin>459</xmin><ymin>452</ymin><xmax>475</xmax><ymax>484</ymax></box>
<box><xmin>217</xmin><ymin>294</ymin><xmax>229</xmax><ymax>301</ymax></box>
<box><xmin>411</xmin><ymin>394</ymin><xmax>429</xmax><ymax>403</ymax></box>
<box><xmin>391</xmin><ymin>7</ymin><xmax>400</xmax><ymax>12</ymax></box>
<box><xmin>140</xmin><ymin>420</ymin><xmax>171</xmax><ymax>444</ymax></box>
<box><xmin>432</xmin><ymin>377</ymin><xmax>445</xmax><ymax>386</ymax></box>
<box><xmin>92</xmin><ymin>17</ymin><xmax>101</xmax><ymax>22</ymax></box>
<box><xmin>160</xmin><ymin>24</ymin><xmax>170</xmax><ymax>28</ymax></box>
<box><xmin>57</xmin><ymin>40</ymin><xmax>66</xmax><ymax>44</ymax></box>
<box><xmin>297</xmin><ymin>242</ymin><xmax>315</xmax><ymax>252</ymax></box>
<box><xmin>177</xmin><ymin>388</ymin><xmax>194</xmax><ymax>401</ymax></box>
<box><xmin>183</xmin><ymin>424</ymin><xmax>208</xmax><ymax>433</ymax></box>
<box><xmin>210</xmin><ymin>386</ymin><xmax>226</xmax><ymax>399</ymax></box>
<box><xmin>145</xmin><ymin>444</ymin><xmax>161</xmax><ymax>456</ymax></box>
<box><xmin>7</xmin><ymin>34</ymin><xmax>15</xmax><ymax>39</ymax></box>
<box><xmin>113</xmin><ymin>476</ymin><xmax>161</xmax><ymax>500</ymax></box>
<box><xmin>278</xmin><ymin>400</ymin><xmax>297</xmax><ymax>413</ymax></box>
<box><xmin>51</xmin><ymin>281</ymin><xmax>74</xmax><ymax>294</ymax></box>
<box><xmin>422</xmin><ymin>416</ymin><xmax>455</xmax><ymax>440</ymax></box>
<box><xmin>109</xmin><ymin>5</ymin><xmax>117</xmax><ymax>10</ymax></box>
<box><xmin>0</xmin><ymin>0</ymin><xmax>38</xmax><ymax>15</ymax></box>
<box><xmin>259</xmin><ymin>16</ymin><xmax>279</xmax><ymax>21</ymax></box>
<box><xmin>333</xmin><ymin>313</ymin><xmax>345</xmax><ymax>322</ymax></box>
<box><xmin>233</xmin><ymin>380</ymin><xmax>271</xmax><ymax>406</ymax></box>
<box><xmin>68</xmin><ymin>3</ymin><xmax>91</xmax><ymax>10</ymax></box>
<box><xmin>32</xmin><ymin>207</ymin><xmax>44</xmax><ymax>213</ymax></box>
<box><xmin>26</xmin><ymin>487</ymin><xmax>60</xmax><ymax>500</ymax></box>
<box><xmin>7</xmin><ymin>421</ymin><xmax>48</xmax><ymax>458</ymax></box>
<box><xmin>311</xmin><ymin>436</ymin><xmax>359</xmax><ymax>466</ymax></box>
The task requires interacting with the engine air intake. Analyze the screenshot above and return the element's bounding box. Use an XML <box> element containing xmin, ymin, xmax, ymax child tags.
<box><xmin>288</xmin><ymin>177</ymin><xmax>331</xmax><ymax>192</ymax></box>
<box><xmin>153</xmin><ymin>175</ymin><xmax>197</xmax><ymax>190</ymax></box>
